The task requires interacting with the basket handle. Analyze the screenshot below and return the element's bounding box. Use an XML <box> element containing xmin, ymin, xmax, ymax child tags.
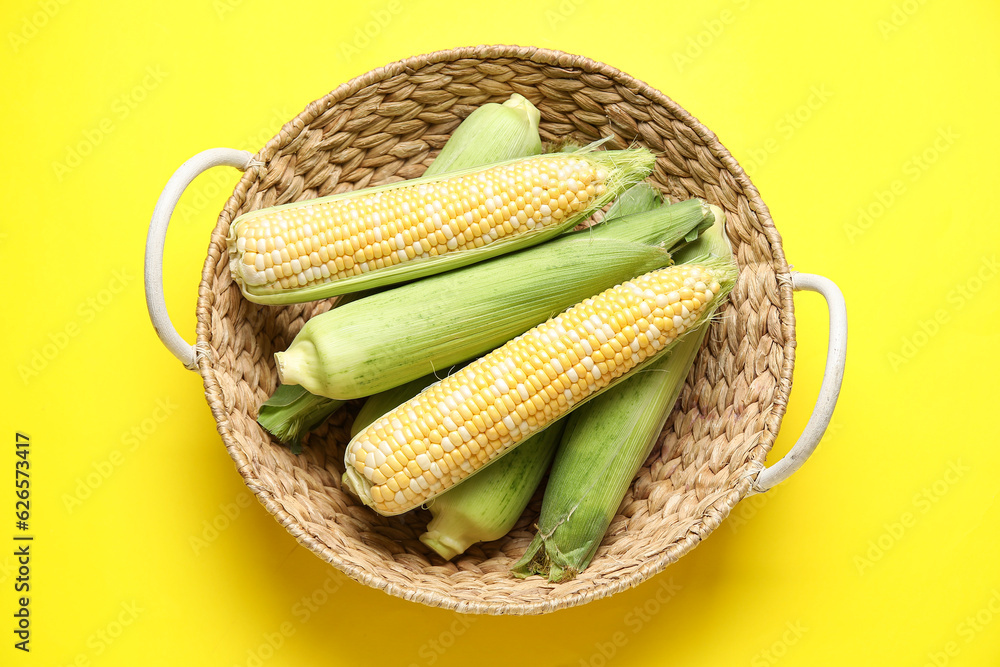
<box><xmin>751</xmin><ymin>272</ymin><xmax>847</xmax><ymax>493</ymax></box>
<box><xmin>144</xmin><ymin>148</ymin><xmax>257</xmax><ymax>369</ymax></box>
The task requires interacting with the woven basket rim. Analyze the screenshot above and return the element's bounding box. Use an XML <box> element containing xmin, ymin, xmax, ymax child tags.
<box><xmin>194</xmin><ymin>44</ymin><xmax>796</xmax><ymax>615</ymax></box>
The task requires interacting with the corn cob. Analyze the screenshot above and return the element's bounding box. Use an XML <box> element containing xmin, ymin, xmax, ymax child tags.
<box><xmin>512</xmin><ymin>205</ymin><xmax>734</xmax><ymax>581</ymax></box>
<box><xmin>350</xmin><ymin>374</ymin><xmax>438</xmax><ymax>439</ymax></box>
<box><xmin>346</xmin><ymin>371</ymin><xmax>563</xmax><ymax>559</ymax></box>
<box><xmin>343</xmin><ymin>260</ymin><xmax>734</xmax><ymax>515</ymax></box>
<box><xmin>274</xmin><ymin>199</ymin><xmax>714</xmax><ymax>400</ymax></box>
<box><xmin>256</xmin><ymin>95</ymin><xmax>545</xmax><ymax>447</ymax></box>
<box><xmin>416</xmin><ymin>182</ymin><xmax>665</xmax><ymax>558</ymax></box>
<box><xmin>228</xmin><ymin>148</ymin><xmax>654</xmax><ymax>304</ymax></box>
<box><xmin>512</xmin><ymin>327</ymin><xmax>708</xmax><ymax>581</ymax></box>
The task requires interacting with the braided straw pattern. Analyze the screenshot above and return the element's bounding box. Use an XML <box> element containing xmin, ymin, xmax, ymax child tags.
<box><xmin>195</xmin><ymin>45</ymin><xmax>795</xmax><ymax>615</ymax></box>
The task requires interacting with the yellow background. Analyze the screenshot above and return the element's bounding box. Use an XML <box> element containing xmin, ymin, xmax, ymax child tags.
<box><xmin>2</xmin><ymin>0</ymin><xmax>998</xmax><ymax>664</ymax></box>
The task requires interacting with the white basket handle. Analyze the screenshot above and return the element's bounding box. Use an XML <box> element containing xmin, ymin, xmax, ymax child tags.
<box><xmin>751</xmin><ymin>272</ymin><xmax>847</xmax><ymax>493</ymax></box>
<box><xmin>145</xmin><ymin>148</ymin><xmax>257</xmax><ymax>369</ymax></box>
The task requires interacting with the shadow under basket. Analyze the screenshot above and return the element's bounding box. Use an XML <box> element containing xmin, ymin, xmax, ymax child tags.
<box><xmin>190</xmin><ymin>46</ymin><xmax>799</xmax><ymax>615</ymax></box>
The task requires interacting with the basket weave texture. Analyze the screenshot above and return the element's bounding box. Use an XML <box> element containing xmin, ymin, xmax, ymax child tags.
<box><xmin>195</xmin><ymin>45</ymin><xmax>795</xmax><ymax>615</ymax></box>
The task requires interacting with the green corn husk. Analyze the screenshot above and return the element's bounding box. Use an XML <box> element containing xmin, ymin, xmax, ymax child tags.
<box><xmin>256</xmin><ymin>384</ymin><xmax>345</xmax><ymax>454</ymax></box>
<box><xmin>414</xmin><ymin>182</ymin><xmax>666</xmax><ymax>560</ymax></box>
<box><xmin>229</xmin><ymin>146</ymin><xmax>655</xmax><ymax>305</ymax></box>
<box><xmin>511</xmin><ymin>206</ymin><xmax>734</xmax><ymax>582</ymax></box>
<box><xmin>601</xmin><ymin>182</ymin><xmax>662</xmax><ymax>221</ymax></box>
<box><xmin>256</xmin><ymin>95</ymin><xmax>544</xmax><ymax>447</ymax></box>
<box><xmin>426</xmin><ymin>94</ymin><xmax>543</xmax><ymax>174</ymax></box>
<box><xmin>420</xmin><ymin>423</ymin><xmax>565</xmax><ymax>560</ymax></box>
<box><xmin>274</xmin><ymin>199</ymin><xmax>716</xmax><ymax>400</ymax></box>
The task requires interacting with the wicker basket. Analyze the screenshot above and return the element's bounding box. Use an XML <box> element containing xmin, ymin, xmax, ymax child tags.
<box><xmin>144</xmin><ymin>45</ymin><xmax>845</xmax><ymax>615</ymax></box>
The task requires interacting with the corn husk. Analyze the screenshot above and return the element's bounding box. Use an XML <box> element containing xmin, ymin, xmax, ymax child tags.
<box><xmin>274</xmin><ymin>200</ymin><xmax>715</xmax><ymax>400</ymax></box>
<box><xmin>512</xmin><ymin>206</ymin><xmax>734</xmax><ymax>581</ymax></box>
<box><xmin>426</xmin><ymin>94</ymin><xmax>543</xmax><ymax>174</ymax></box>
<box><xmin>255</xmin><ymin>384</ymin><xmax>345</xmax><ymax>454</ymax></box>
